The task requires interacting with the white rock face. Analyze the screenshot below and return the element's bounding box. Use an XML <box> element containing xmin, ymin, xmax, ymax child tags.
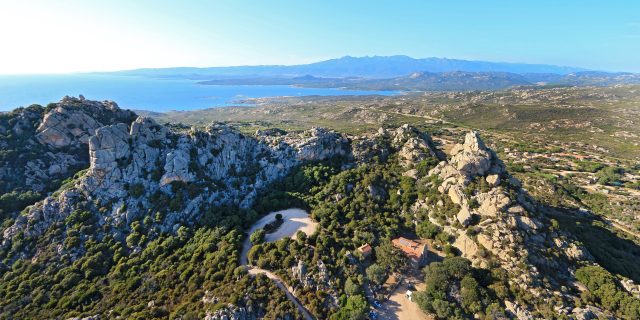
<box><xmin>36</xmin><ymin>96</ymin><xmax>133</xmax><ymax>149</ymax></box>
<box><xmin>486</xmin><ymin>174</ymin><xmax>500</xmax><ymax>186</ymax></box>
<box><xmin>456</xmin><ymin>205</ymin><xmax>473</xmax><ymax>226</ymax></box>
<box><xmin>352</xmin><ymin>124</ymin><xmax>441</xmax><ymax>166</ymax></box>
<box><xmin>449</xmin><ymin>131</ymin><xmax>493</xmax><ymax>177</ymax></box>
<box><xmin>505</xmin><ymin>300</ymin><xmax>535</xmax><ymax>320</ymax></box>
<box><xmin>37</xmin><ymin>107</ymin><xmax>100</xmax><ymax>147</ymax></box>
<box><xmin>295</xmin><ymin>127</ymin><xmax>349</xmax><ymax>161</ymax></box>
<box><xmin>423</xmin><ymin>130</ymin><xmax>597</xmax><ymax>314</ymax></box>
<box><xmin>476</xmin><ymin>188</ymin><xmax>511</xmax><ymax>217</ymax></box>
<box><xmin>0</xmin><ymin>96</ymin><xmax>136</xmax><ymax>194</ymax></box>
<box><xmin>5</xmin><ymin>118</ymin><xmax>354</xmax><ymax>242</ymax></box>
<box><xmin>161</xmin><ymin>149</ymin><xmax>193</xmax><ymax>186</ymax></box>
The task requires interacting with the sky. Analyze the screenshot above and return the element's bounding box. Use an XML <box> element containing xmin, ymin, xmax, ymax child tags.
<box><xmin>0</xmin><ymin>0</ymin><xmax>639</xmax><ymax>74</ymax></box>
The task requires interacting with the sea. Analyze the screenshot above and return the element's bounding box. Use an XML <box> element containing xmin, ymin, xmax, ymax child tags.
<box><xmin>0</xmin><ymin>74</ymin><xmax>397</xmax><ymax>112</ymax></box>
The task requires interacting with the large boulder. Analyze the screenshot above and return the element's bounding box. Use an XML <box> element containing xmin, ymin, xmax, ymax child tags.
<box><xmin>476</xmin><ymin>188</ymin><xmax>511</xmax><ymax>217</ymax></box>
<box><xmin>295</xmin><ymin>127</ymin><xmax>350</xmax><ymax>161</ymax></box>
<box><xmin>88</xmin><ymin>123</ymin><xmax>130</xmax><ymax>173</ymax></box>
<box><xmin>449</xmin><ymin>131</ymin><xmax>494</xmax><ymax>177</ymax></box>
<box><xmin>160</xmin><ymin>149</ymin><xmax>193</xmax><ymax>186</ymax></box>
<box><xmin>453</xmin><ymin>231</ymin><xmax>479</xmax><ymax>258</ymax></box>
<box><xmin>456</xmin><ymin>205</ymin><xmax>473</xmax><ymax>226</ymax></box>
<box><xmin>486</xmin><ymin>174</ymin><xmax>500</xmax><ymax>186</ymax></box>
<box><xmin>36</xmin><ymin>107</ymin><xmax>101</xmax><ymax>148</ymax></box>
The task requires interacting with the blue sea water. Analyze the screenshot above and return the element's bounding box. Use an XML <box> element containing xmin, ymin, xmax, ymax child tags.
<box><xmin>0</xmin><ymin>74</ymin><xmax>396</xmax><ymax>112</ymax></box>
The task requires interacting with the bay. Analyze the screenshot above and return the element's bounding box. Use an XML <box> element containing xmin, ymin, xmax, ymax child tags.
<box><xmin>0</xmin><ymin>74</ymin><xmax>396</xmax><ymax>112</ymax></box>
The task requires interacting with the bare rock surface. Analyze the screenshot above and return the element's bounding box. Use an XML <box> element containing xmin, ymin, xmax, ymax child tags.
<box><xmin>425</xmin><ymin>130</ymin><xmax>598</xmax><ymax>316</ymax></box>
<box><xmin>4</xmin><ymin>113</ymin><xmax>352</xmax><ymax>242</ymax></box>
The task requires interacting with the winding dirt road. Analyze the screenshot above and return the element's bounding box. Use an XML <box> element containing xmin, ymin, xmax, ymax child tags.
<box><xmin>240</xmin><ymin>208</ymin><xmax>317</xmax><ymax>320</ymax></box>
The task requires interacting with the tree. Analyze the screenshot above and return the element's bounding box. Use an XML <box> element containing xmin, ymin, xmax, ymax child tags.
<box><xmin>275</xmin><ymin>213</ymin><xmax>283</xmax><ymax>221</ymax></box>
<box><xmin>460</xmin><ymin>275</ymin><xmax>483</xmax><ymax>314</ymax></box>
<box><xmin>432</xmin><ymin>299</ymin><xmax>456</xmax><ymax>319</ymax></box>
<box><xmin>374</xmin><ymin>240</ymin><xmax>407</xmax><ymax>273</ymax></box>
<box><xmin>344</xmin><ymin>277</ymin><xmax>360</xmax><ymax>296</ymax></box>
<box><xmin>575</xmin><ymin>265</ymin><xmax>640</xmax><ymax>319</ymax></box>
<box><xmin>233</xmin><ymin>266</ymin><xmax>247</xmax><ymax>280</ymax></box>
<box><xmin>417</xmin><ymin>257</ymin><xmax>498</xmax><ymax>319</ymax></box>
<box><xmin>247</xmin><ymin>244</ymin><xmax>263</xmax><ymax>265</ymax></box>
<box><xmin>250</xmin><ymin>229</ymin><xmax>266</xmax><ymax>245</ymax></box>
<box><xmin>596</xmin><ymin>167</ymin><xmax>623</xmax><ymax>185</ymax></box>
<box><xmin>295</xmin><ymin>230</ymin><xmax>307</xmax><ymax>243</ymax></box>
<box><xmin>330</xmin><ymin>294</ymin><xmax>368</xmax><ymax>320</ymax></box>
<box><xmin>416</xmin><ymin>220</ymin><xmax>441</xmax><ymax>239</ymax></box>
<box><xmin>177</xmin><ymin>226</ymin><xmax>190</xmax><ymax>240</ymax></box>
<box><xmin>129</xmin><ymin>183</ymin><xmax>145</xmax><ymax>198</ymax></box>
<box><xmin>366</xmin><ymin>263</ymin><xmax>387</xmax><ymax>285</ymax></box>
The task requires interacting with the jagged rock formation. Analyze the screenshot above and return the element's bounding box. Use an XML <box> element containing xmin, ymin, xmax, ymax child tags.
<box><xmin>37</xmin><ymin>96</ymin><xmax>133</xmax><ymax>148</ymax></box>
<box><xmin>351</xmin><ymin>124</ymin><xmax>442</xmax><ymax>166</ymax></box>
<box><xmin>1</xmin><ymin>96</ymin><xmax>627</xmax><ymax>319</ymax></box>
<box><xmin>3</xmin><ymin>107</ymin><xmax>350</xmax><ymax>246</ymax></box>
<box><xmin>426</xmin><ymin>131</ymin><xmax>598</xmax><ymax>318</ymax></box>
<box><xmin>0</xmin><ymin>96</ymin><xmax>136</xmax><ymax>195</ymax></box>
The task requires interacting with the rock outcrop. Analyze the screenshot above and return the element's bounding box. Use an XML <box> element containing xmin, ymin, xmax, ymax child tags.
<box><xmin>0</xmin><ymin>96</ymin><xmax>136</xmax><ymax>196</ymax></box>
<box><xmin>426</xmin><ymin>130</ymin><xmax>596</xmax><ymax>317</ymax></box>
<box><xmin>4</xmin><ymin>114</ymin><xmax>352</xmax><ymax>243</ymax></box>
<box><xmin>37</xmin><ymin>96</ymin><xmax>135</xmax><ymax>149</ymax></box>
<box><xmin>351</xmin><ymin>124</ymin><xmax>442</xmax><ymax>167</ymax></box>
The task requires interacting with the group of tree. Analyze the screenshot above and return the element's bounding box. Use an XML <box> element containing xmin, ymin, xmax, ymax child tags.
<box><xmin>413</xmin><ymin>257</ymin><xmax>505</xmax><ymax>319</ymax></box>
<box><xmin>575</xmin><ymin>265</ymin><xmax>640</xmax><ymax>319</ymax></box>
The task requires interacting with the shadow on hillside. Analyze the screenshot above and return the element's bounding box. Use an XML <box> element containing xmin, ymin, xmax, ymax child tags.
<box><xmin>377</xmin><ymin>299</ymin><xmax>401</xmax><ymax>320</ymax></box>
<box><xmin>426</xmin><ymin>248</ymin><xmax>444</xmax><ymax>265</ymax></box>
<box><xmin>548</xmin><ymin>207</ymin><xmax>640</xmax><ymax>283</ymax></box>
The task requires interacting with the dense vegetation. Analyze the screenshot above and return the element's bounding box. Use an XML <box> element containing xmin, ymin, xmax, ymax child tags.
<box><xmin>413</xmin><ymin>257</ymin><xmax>506</xmax><ymax>319</ymax></box>
<box><xmin>575</xmin><ymin>266</ymin><xmax>640</xmax><ymax>319</ymax></box>
<box><xmin>0</xmin><ymin>168</ymin><xmax>305</xmax><ymax>319</ymax></box>
<box><xmin>0</xmin><ymin>209</ymin><xmax>300</xmax><ymax>319</ymax></box>
<box><xmin>244</xmin><ymin>154</ymin><xmax>431</xmax><ymax>318</ymax></box>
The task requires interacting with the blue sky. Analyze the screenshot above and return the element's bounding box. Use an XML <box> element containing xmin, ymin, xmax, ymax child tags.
<box><xmin>1</xmin><ymin>0</ymin><xmax>639</xmax><ymax>74</ymax></box>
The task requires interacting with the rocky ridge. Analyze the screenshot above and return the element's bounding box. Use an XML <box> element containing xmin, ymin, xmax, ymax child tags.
<box><xmin>2</xmin><ymin>97</ymin><xmax>443</xmax><ymax>260</ymax></box>
<box><xmin>425</xmin><ymin>131</ymin><xmax>599</xmax><ymax>319</ymax></box>
<box><xmin>3</xmin><ymin>107</ymin><xmax>351</xmax><ymax>250</ymax></box>
<box><xmin>1</xmin><ymin>97</ymin><xmax>628</xmax><ymax>319</ymax></box>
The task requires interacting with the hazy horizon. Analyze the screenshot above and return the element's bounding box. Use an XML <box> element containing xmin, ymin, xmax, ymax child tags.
<box><xmin>1</xmin><ymin>1</ymin><xmax>640</xmax><ymax>74</ymax></box>
<box><xmin>0</xmin><ymin>54</ymin><xmax>597</xmax><ymax>77</ymax></box>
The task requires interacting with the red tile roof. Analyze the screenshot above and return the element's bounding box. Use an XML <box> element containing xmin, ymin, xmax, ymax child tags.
<box><xmin>392</xmin><ymin>237</ymin><xmax>426</xmax><ymax>260</ymax></box>
<box><xmin>358</xmin><ymin>243</ymin><xmax>373</xmax><ymax>256</ymax></box>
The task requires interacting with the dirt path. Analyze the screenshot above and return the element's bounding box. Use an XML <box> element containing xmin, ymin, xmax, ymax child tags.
<box><xmin>608</xmin><ymin>218</ymin><xmax>640</xmax><ymax>239</ymax></box>
<box><xmin>378</xmin><ymin>279</ymin><xmax>433</xmax><ymax>320</ymax></box>
<box><xmin>247</xmin><ymin>267</ymin><xmax>315</xmax><ymax>320</ymax></box>
<box><xmin>240</xmin><ymin>208</ymin><xmax>317</xmax><ymax>320</ymax></box>
<box><xmin>377</xmin><ymin>109</ymin><xmax>452</xmax><ymax>125</ymax></box>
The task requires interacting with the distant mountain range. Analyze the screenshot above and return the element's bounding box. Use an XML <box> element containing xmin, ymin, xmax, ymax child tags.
<box><xmin>104</xmin><ymin>55</ymin><xmax>640</xmax><ymax>91</ymax></box>
<box><xmin>105</xmin><ymin>55</ymin><xmax>588</xmax><ymax>79</ymax></box>
<box><xmin>198</xmin><ymin>71</ymin><xmax>640</xmax><ymax>91</ymax></box>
